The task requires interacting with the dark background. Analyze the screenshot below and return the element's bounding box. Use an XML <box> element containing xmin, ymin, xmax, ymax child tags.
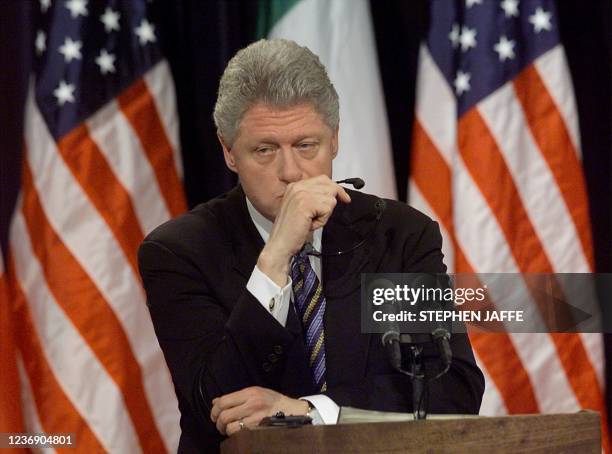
<box><xmin>1</xmin><ymin>0</ymin><xmax>610</xmax><ymax>424</ymax></box>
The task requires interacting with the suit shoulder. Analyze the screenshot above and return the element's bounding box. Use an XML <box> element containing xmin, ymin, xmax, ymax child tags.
<box><xmin>142</xmin><ymin>192</ymin><xmax>234</xmax><ymax>253</ymax></box>
<box><xmin>349</xmin><ymin>190</ymin><xmax>436</xmax><ymax>231</ymax></box>
<box><xmin>384</xmin><ymin>198</ymin><xmax>436</xmax><ymax>229</ymax></box>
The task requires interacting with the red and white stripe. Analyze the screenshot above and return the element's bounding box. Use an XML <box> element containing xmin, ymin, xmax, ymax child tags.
<box><xmin>409</xmin><ymin>44</ymin><xmax>608</xmax><ymax>448</ymax></box>
<box><xmin>1</xmin><ymin>251</ymin><xmax>27</xmax><ymax>440</ymax></box>
<box><xmin>10</xmin><ymin>60</ymin><xmax>185</xmax><ymax>452</ymax></box>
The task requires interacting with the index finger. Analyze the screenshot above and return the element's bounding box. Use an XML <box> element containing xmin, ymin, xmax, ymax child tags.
<box><xmin>211</xmin><ymin>389</ymin><xmax>249</xmax><ymax>422</ymax></box>
<box><xmin>334</xmin><ymin>183</ymin><xmax>351</xmax><ymax>204</ymax></box>
<box><xmin>215</xmin><ymin>388</ymin><xmax>252</xmax><ymax>412</ymax></box>
<box><xmin>298</xmin><ymin>175</ymin><xmax>351</xmax><ymax>203</ymax></box>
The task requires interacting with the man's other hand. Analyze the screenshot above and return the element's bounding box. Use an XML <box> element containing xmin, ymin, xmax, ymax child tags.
<box><xmin>210</xmin><ymin>386</ymin><xmax>309</xmax><ymax>436</ymax></box>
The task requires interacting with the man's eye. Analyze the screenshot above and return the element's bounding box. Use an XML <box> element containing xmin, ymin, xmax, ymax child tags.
<box><xmin>255</xmin><ymin>147</ymin><xmax>274</xmax><ymax>155</ymax></box>
<box><xmin>297</xmin><ymin>143</ymin><xmax>316</xmax><ymax>151</ymax></box>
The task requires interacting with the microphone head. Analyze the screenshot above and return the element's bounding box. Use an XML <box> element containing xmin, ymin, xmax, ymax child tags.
<box><xmin>351</xmin><ymin>178</ymin><xmax>365</xmax><ymax>189</ymax></box>
<box><xmin>336</xmin><ymin>178</ymin><xmax>365</xmax><ymax>189</ymax></box>
<box><xmin>381</xmin><ymin>330</ymin><xmax>400</xmax><ymax>346</ymax></box>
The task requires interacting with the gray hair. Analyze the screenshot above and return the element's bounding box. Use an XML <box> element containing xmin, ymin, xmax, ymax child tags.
<box><xmin>213</xmin><ymin>39</ymin><xmax>339</xmax><ymax>144</ymax></box>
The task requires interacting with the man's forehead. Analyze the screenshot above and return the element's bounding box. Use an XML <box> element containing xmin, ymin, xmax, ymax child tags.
<box><xmin>239</xmin><ymin>102</ymin><xmax>329</xmax><ymax>136</ymax></box>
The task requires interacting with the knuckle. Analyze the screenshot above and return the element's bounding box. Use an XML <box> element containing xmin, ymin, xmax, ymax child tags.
<box><xmin>251</xmin><ymin>386</ymin><xmax>263</xmax><ymax>395</ymax></box>
<box><xmin>218</xmin><ymin>413</ymin><xmax>229</xmax><ymax>426</ymax></box>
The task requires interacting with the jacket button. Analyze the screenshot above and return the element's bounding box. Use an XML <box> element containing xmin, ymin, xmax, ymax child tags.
<box><xmin>262</xmin><ymin>362</ymin><xmax>272</xmax><ymax>372</ymax></box>
<box><xmin>273</xmin><ymin>345</ymin><xmax>283</xmax><ymax>355</ymax></box>
<box><xmin>268</xmin><ymin>353</ymin><xmax>278</xmax><ymax>363</ymax></box>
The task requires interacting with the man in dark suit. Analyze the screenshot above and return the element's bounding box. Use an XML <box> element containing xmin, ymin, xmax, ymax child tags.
<box><xmin>138</xmin><ymin>39</ymin><xmax>484</xmax><ymax>453</ymax></box>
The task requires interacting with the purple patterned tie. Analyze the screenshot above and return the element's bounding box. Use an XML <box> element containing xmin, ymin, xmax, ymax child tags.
<box><xmin>291</xmin><ymin>248</ymin><xmax>327</xmax><ymax>392</ymax></box>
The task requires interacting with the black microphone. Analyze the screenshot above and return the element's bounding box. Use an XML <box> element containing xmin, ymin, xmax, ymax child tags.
<box><xmin>375</xmin><ymin>279</ymin><xmax>403</xmax><ymax>371</ymax></box>
<box><xmin>336</xmin><ymin>177</ymin><xmax>365</xmax><ymax>189</ymax></box>
<box><xmin>382</xmin><ymin>330</ymin><xmax>402</xmax><ymax>371</ymax></box>
<box><xmin>432</xmin><ymin>328</ymin><xmax>452</xmax><ymax>368</ymax></box>
<box><xmin>414</xmin><ymin>274</ymin><xmax>452</xmax><ymax>369</ymax></box>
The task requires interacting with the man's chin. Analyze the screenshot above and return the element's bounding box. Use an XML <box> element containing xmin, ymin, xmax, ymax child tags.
<box><xmin>263</xmin><ymin>206</ymin><xmax>278</xmax><ymax>223</ymax></box>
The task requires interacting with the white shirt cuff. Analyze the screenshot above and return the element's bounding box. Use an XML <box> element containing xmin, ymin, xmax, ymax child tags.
<box><xmin>246</xmin><ymin>265</ymin><xmax>292</xmax><ymax>326</ymax></box>
<box><xmin>300</xmin><ymin>394</ymin><xmax>339</xmax><ymax>425</ymax></box>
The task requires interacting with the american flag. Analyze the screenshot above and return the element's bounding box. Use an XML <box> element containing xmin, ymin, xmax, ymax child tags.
<box><xmin>4</xmin><ymin>0</ymin><xmax>186</xmax><ymax>451</ymax></box>
<box><xmin>409</xmin><ymin>0</ymin><xmax>608</xmax><ymax>447</ymax></box>
<box><xmin>0</xmin><ymin>250</ymin><xmax>25</xmax><ymax>439</ymax></box>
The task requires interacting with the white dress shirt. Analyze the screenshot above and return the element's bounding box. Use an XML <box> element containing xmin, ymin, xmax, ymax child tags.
<box><xmin>245</xmin><ymin>197</ymin><xmax>339</xmax><ymax>425</ymax></box>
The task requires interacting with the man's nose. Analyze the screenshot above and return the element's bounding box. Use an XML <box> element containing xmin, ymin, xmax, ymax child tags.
<box><xmin>278</xmin><ymin>148</ymin><xmax>302</xmax><ymax>183</ymax></box>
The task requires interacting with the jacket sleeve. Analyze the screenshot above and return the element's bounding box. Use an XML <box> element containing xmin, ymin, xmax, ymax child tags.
<box><xmin>137</xmin><ymin>238</ymin><xmax>306</xmax><ymax>431</ymax></box>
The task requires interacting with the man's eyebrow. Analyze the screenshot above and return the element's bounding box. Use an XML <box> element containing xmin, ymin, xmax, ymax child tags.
<box><xmin>254</xmin><ymin>139</ymin><xmax>276</xmax><ymax>143</ymax></box>
<box><xmin>294</xmin><ymin>135</ymin><xmax>320</xmax><ymax>141</ymax></box>
<box><xmin>252</xmin><ymin>134</ymin><xmax>321</xmax><ymax>144</ymax></box>
<box><xmin>287</xmin><ymin>133</ymin><xmax>324</xmax><ymax>144</ymax></box>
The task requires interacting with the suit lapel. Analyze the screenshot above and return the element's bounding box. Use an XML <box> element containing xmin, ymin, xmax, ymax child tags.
<box><xmin>321</xmin><ymin>208</ymin><xmax>370</xmax><ymax>299</ymax></box>
<box><xmin>322</xmin><ymin>193</ymin><xmax>378</xmax><ymax>386</ymax></box>
<box><xmin>224</xmin><ymin>186</ymin><xmax>265</xmax><ymax>280</ymax></box>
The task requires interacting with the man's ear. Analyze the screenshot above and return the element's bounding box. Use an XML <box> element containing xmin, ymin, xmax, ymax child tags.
<box><xmin>218</xmin><ymin>133</ymin><xmax>237</xmax><ymax>173</ymax></box>
<box><xmin>331</xmin><ymin>124</ymin><xmax>339</xmax><ymax>159</ymax></box>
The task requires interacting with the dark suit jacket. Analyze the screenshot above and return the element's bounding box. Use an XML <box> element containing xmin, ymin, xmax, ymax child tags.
<box><xmin>138</xmin><ymin>185</ymin><xmax>484</xmax><ymax>453</ymax></box>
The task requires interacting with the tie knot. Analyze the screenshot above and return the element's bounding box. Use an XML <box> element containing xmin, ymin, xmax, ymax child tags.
<box><xmin>291</xmin><ymin>245</ymin><xmax>312</xmax><ymax>279</ymax></box>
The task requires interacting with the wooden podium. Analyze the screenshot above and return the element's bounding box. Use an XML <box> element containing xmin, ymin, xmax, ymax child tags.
<box><xmin>221</xmin><ymin>412</ymin><xmax>601</xmax><ymax>453</ymax></box>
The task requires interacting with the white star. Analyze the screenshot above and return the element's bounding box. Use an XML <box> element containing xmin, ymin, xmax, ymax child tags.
<box><xmin>454</xmin><ymin>70</ymin><xmax>471</xmax><ymax>96</ymax></box>
<box><xmin>53</xmin><ymin>80</ymin><xmax>75</xmax><ymax>105</ymax></box>
<box><xmin>465</xmin><ymin>0</ymin><xmax>482</xmax><ymax>7</ymax></box>
<box><xmin>95</xmin><ymin>49</ymin><xmax>116</xmax><ymax>74</ymax></box>
<box><xmin>449</xmin><ymin>23</ymin><xmax>460</xmax><ymax>48</ymax></box>
<box><xmin>493</xmin><ymin>35</ymin><xmax>516</xmax><ymax>61</ymax></box>
<box><xmin>40</xmin><ymin>0</ymin><xmax>51</xmax><ymax>13</ymax></box>
<box><xmin>529</xmin><ymin>7</ymin><xmax>552</xmax><ymax>33</ymax></box>
<box><xmin>500</xmin><ymin>0</ymin><xmax>519</xmax><ymax>18</ymax></box>
<box><xmin>100</xmin><ymin>7</ymin><xmax>120</xmax><ymax>33</ymax></box>
<box><xmin>58</xmin><ymin>36</ymin><xmax>82</xmax><ymax>62</ymax></box>
<box><xmin>459</xmin><ymin>26</ymin><xmax>477</xmax><ymax>52</ymax></box>
<box><xmin>35</xmin><ymin>30</ymin><xmax>46</xmax><ymax>55</ymax></box>
<box><xmin>64</xmin><ymin>0</ymin><xmax>88</xmax><ymax>19</ymax></box>
<box><xmin>135</xmin><ymin>19</ymin><xmax>156</xmax><ymax>45</ymax></box>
